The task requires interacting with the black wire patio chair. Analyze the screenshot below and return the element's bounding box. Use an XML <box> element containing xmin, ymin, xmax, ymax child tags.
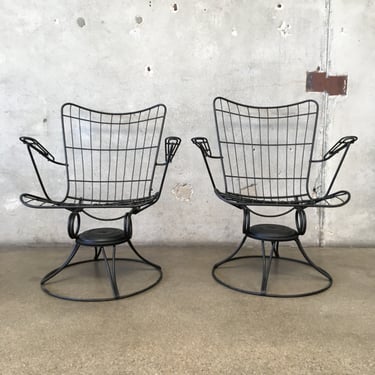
<box><xmin>20</xmin><ymin>103</ymin><xmax>180</xmax><ymax>301</ymax></box>
<box><xmin>192</xmin><ymin>97</ymin><xmax>357</xmax><ymax>297</ymax></box>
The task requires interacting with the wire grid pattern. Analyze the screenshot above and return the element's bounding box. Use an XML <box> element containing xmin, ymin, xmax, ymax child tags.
<box><xmin>214</xmin><ymin>98</ymin><xmax>318</xmax><ymax>202</ymax></box>
<box><xmin>61</xmin><ymin>104</ymin><xmax>165</xmax><ymax>204</ymax></box>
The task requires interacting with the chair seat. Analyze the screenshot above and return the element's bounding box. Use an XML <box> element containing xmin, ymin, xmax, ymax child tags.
<box><xmin>247</xmin><ymin>224</ymin><xmax>298</xmax><ymax>241</ymax></box>
<box><xmin>19</xmin><ymin>192</ymin><xmax>159</xmax><ymax>210</ymax></box>
<box><xmin>77</xmin><ymin>228</ymin><xmax>128</xmax><ymax>246</ymax></box>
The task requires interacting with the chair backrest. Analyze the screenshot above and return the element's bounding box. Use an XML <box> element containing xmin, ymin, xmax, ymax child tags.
<box><xmin>213</xmin><ymin>97</ymin><xmax>319</xmax><ymax>202</ymax></box>
<box><xmin>61</xmin><ymin>103</ymin><xmax>166</xmax><ymax>204</ymax></box>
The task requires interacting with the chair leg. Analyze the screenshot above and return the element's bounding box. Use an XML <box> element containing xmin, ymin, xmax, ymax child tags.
<box><xmin>212</xmin><ymin>235</ymin><xmax>251</xmax><ymax>291</ymax></box>
<box><xmin>100</xmin><ymin>246</ymin><xmax>120</xmax><ymax>298</ymax></box>
<box><xmin>41</xmin><ymin>243</ymin><xmax>81</xmax><ymax>285</ymax></box>
<box><xmin>40</xmin><ymin>241</ymin><xmax>163</xmax><ymax>302</ymax></box>
<box><xmin>212</xmin><ymin>234</ymin><xmax>333</xmax><ymax>297</ymax></box>
<box><xmin>213</xmin><ymin>235</ymin><xmax>248</xmax><ymax>270</ymax></box>
<box><xmin>260</xmin><ymin>241</ymin><xmax>276</xmax><ymax>295</ymax></box>
<box><xmin>294</xmin><ymin>238</ymin><xmax>333</xmax><ymax>281</ymax></box>
<box><xmin>273</xmin><ymin>241</ymin><xmax>280</xmax><ymax>258</ymax></box>
<box><xmin>94</xmin><ymin>246</ymin><xmax>102</xmax><ymax>260</ymax></box>
<box><xmin>127</xmin><ymin>239</ymin><xmax>162</xmax><ymax>270</ymax></box>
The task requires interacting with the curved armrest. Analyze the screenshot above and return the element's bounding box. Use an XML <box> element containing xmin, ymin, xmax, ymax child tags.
<box><xmin>191</xmin><ymin>137</ymin><xmax>222</xmax><ymax>159</ymax></box>
<box><xmin>312</xmin><ymin>190</ymin><xmax>351</xmax><ymax>208</ymax></box>
<box><xmin>20</xmin><ymin>136</ymin><xmax>67</xmax><ymax>201</ymax></box>
<box><xmin>312</xmin><ymin>136</ymin><xmax>358</xmax><ymax>162</ymax></box>
<box><xmin>312</xmin><ymin>135</ymin><xmax>357</xmax><ymax>197</ymax></box>
<box><xmin>322</xmin><ymin>136</ymin><xmax>358</xmax><ymax>161</ymax></box>
<box><xmin>152</xmin><ymin>136</ymin><xmax>181</xmax><ymax>197</ymax></box>
<box><xmin>20</xmin><ymin>136</ymin><xmax>66</xmax><ymax>165</ymax></box>
<box><xmin>191</xmin><ymin>137</ymin><xmax>222</xmax><ymax>190</ymax></box>
<box><xmin>165</xmin><ymin>136</ymin><xmax>181</xmax><ymax>163</ymax></box>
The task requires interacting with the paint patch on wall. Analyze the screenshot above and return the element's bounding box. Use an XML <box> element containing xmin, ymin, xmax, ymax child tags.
<box><xmin>172</xmin><ymin>183</ymin><xmax>193</xmax><ymax>202</ymax></box>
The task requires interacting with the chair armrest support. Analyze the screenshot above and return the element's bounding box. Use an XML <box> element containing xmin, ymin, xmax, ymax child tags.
<box><xmin>312</xmin><ymin>136</ymin><xmax>358</xmax><ymax>162</ymax></box>
<box><xmin>191</xmin><ymin>137</ymin><xmax>222</xmax><ymax>159</ymax></box>
<box><xmin>153</xmin><ymin>137</ymin><xmax>181</xmax><ymax>197</ymax></box>
<box><xmin>20</xmin><ymin>136</ymin><xmax>66</xmax><ymax>165</ymax></box>
<box><xmin>311</xmin><ymin>135</ymin><xmax>357</xmax><ymax>198</ymax></box>
<box><xmin>191</xmin><ymin>137</ymin><xmax>222</xmax><ymax>190</ymax></box>
<box><xmin>323</xmin><ymin>136</ymin><xmax>358</xmax><ymax>161</ymax></box>
<box><xmin>20</xmin><ymin>136</ymin><xmax>67</xmax><ymax>201</ymax></box>
<box><xmin>164</xmin><ymin>136</ymin><xmax>181</xmax><ymax>163</ymax></box>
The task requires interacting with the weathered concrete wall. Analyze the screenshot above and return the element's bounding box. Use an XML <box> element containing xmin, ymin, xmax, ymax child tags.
<box><xmin>0</xmin><ymin>0</ymin><xmax>373</xmax><ymax>246</ymax></box>
<box><xmin>322</xmin><ymin>0</ymin><xmax>375</xmax><ymax>247</ymax></box>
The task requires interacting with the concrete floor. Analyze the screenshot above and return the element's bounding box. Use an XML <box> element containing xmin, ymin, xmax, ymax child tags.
<box><xmin>0</xmin><ymin>244</ymin><xmax>374</xmax><ymax>374</ymax></box>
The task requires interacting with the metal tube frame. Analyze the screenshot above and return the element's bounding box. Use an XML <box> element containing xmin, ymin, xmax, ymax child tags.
<box><xmin>20</xmin><ymin>103</ymin><xmax>180</xmax><ymax>302</ymax></box>
<box><xmin>212</xmin><ymin>206</ymin><xmax>333</xmax><ymax>297</ymax></box>
<box><xmin>40</xmin><ymin>239</ymin><xmax>162</xmax><ymax>302</ymax></box>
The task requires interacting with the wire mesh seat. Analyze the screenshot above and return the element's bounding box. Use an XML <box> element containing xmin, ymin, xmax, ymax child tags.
<box><xmin>20</xmin><ymin>103</ymin><xmax>180</xmax><ymax>301</ymax></box>
<box><xmin>192</xmin><ymin>97</ymin><xmax>357</xmax><ymax>297</ymax></box>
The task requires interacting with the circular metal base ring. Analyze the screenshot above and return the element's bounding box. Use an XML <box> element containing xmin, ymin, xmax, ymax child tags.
<box><xmin>212</xmin><ymin>255</ymin><xmax>332</xmax><ymax>298</ymax></box>
<box><xmin>41</xmin><ymin>258</ymin><xmax>162</xmax><ymax>302</ymax></box>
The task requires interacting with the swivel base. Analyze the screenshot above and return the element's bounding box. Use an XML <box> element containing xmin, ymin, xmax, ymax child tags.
<box><xmin>41</xmin><ymin>228</ymin><xmax>162</xmax><ymax>302</ymax></box>
<box><xmin>213</xmin><ymin>225</ymin><xmax>333</xmax><ymax>298</ymax></box>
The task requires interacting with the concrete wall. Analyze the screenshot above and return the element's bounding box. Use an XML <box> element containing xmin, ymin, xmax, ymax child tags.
<box><xmin>1</xmin><ymin>0</ymin><xmax>374</xmax><ymax>246</ymax></box>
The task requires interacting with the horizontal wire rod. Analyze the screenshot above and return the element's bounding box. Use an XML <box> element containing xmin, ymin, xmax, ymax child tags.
<box><xmin>62</xmin><ymin>114</ymin><xmax>165</xmax><ymax>126</ymax></box>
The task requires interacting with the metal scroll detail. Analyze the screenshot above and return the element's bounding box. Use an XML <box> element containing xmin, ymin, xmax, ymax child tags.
<box><xmin>67</xmin><ymin>211</ymin><xmax>81</xmax><ymax>239</ymax></box>
<box><xmin>295</xmin><ymin>208</ymin><xmax>306</xmax><ymax>235</ymax></box>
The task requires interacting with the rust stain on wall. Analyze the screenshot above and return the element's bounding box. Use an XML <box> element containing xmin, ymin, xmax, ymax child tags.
<box><xmin>306</xmin><ymin>71</ymin><xmax>348</xmax><ymax>95</ymax></box>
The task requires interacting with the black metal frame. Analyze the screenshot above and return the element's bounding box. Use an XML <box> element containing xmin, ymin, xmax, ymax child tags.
<box><xmin>192</xmin><ymin>97</ymin><xmax>357</xmax><ymax>297</ymax></box>
<box><xmin>20</xmin><ymin>103</ymin><xmax>180</xmax><ymax>302</ymax></box>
